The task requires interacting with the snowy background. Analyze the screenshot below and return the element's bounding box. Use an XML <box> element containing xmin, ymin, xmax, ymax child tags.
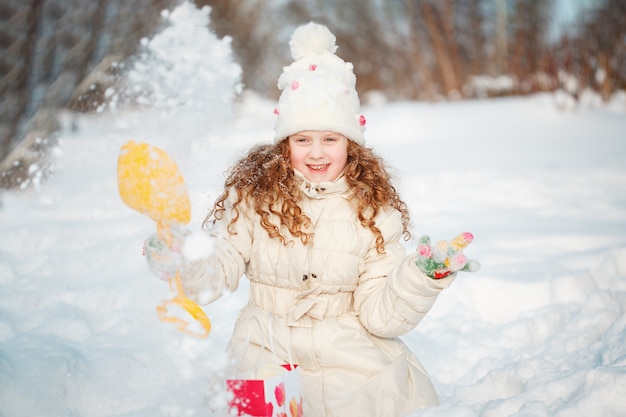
<box><xmin>1</xmin><ymin>3</ymin><xmax>626</xmax><ymax>417</ymax></box>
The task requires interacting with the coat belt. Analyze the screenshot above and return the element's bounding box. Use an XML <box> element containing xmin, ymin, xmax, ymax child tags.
<box><xmin>248</xmin><ymin>281</ymin><xmax>354</xmax><ymax>327</ymax></box>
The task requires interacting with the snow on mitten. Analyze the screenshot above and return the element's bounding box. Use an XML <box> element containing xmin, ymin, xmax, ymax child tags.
<box><xmin>416</xmin><ymin>232</ymin><xmax>481</xmax><ymax>279</ymax></box>
<box><xmin>143</xmin><ymin>224</ymin><xmax>190</xmax><ymax>281</ymax></box>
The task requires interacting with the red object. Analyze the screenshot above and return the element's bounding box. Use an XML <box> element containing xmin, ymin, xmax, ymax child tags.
<box><xmin>226</xmin><ymin>364</ymin><xmax>302</xmax><ymax>417</ymax></box>
<box><xmin>433</xmin><ymin>270</ymin><xmax>452</xmax><ymax>279</ymax></box>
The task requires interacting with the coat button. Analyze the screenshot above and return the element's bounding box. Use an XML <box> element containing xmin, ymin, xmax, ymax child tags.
<box><xmin>302</xmin><ymin>275</ymin><xmax>308</xmax><ymax>281</ymax></box>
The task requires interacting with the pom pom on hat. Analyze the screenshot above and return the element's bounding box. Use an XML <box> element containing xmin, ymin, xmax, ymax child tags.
<box><xmin>273</xmin><ymin>22</ymin><xmax>366</xmax><ymax>146</ymax></box>
<box><xmin>289</xmin><ymin>22</ymin><xmax>337</xmax><ymax>60</ymax></box>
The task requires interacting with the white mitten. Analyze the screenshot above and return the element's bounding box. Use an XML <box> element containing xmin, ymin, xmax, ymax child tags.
<box><xmin>143</xmin><ymin>224</ymin><xmax>190</xmax><ymax>281</ymax></box>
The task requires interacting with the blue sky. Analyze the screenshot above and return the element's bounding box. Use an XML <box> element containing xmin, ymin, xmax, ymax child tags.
<box><xmin>550</xmin><ymin>0</ymin><xmax>601</xmax><ymax>40</ymax></box>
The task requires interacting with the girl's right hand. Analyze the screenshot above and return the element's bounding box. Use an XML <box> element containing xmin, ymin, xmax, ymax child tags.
<box><xmin>143</xmin><ymin>224</ymin><xmax>190</xmax><ymax>281</ymax></box>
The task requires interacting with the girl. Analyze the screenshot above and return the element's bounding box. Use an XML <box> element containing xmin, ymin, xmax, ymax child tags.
<box><xmin>145</xmin><ymin>22</ymin><xmax>478</xmax><ymax>417</ymax></box>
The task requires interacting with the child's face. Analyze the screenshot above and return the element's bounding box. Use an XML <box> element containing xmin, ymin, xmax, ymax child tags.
<box><xmin>288</xmin><ymin>131</ymin><xmax>349</xmax><ymax>183</ymax></box>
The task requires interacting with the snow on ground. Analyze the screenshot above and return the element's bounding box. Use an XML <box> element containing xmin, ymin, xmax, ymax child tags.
<box><xmin>1</xmin><ymin>2</ymin><xmax>626</xmax><ymax>417</ymax></box>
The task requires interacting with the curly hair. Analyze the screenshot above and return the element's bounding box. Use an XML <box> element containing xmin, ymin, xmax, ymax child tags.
<box><xmin>203</xmin><ymin>140</ymin><xmax>412</xmax><ymax>254</ymax></box>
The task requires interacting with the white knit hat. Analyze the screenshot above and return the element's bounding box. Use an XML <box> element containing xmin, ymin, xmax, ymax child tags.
<box><xmin>273</xmin><ymin>22</ymin><xmax>366</xmax><ymax>145</ymax></box>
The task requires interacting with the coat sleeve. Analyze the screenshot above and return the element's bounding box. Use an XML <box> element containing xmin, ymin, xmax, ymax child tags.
<box><xmin>353</xmin><ymin>209</ymin><xmax>456</xmax><ymax>338</ymax></box>
<box><xmin>179</xmin><ymin>188</ymin><xmax>253</xmax><ymax>305</ymax></box>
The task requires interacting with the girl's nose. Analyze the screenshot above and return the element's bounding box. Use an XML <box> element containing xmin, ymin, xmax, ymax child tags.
<box><xmin>309</xmin><ymin>140</ymin><xmax>324</xmax><ymax>158</ymax></box>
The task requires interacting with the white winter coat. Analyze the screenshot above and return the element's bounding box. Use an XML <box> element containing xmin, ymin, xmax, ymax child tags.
<box><xmin>183</xmin><ymin>171</ymin><xmax>455</xmax><ymax>417</ymax></box>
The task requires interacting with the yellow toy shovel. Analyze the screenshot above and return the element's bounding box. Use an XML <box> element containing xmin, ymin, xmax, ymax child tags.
<box><xmin>117</xmin><ymin>140</ymin><xmax>211</xmax><ymax>338</ymax></box>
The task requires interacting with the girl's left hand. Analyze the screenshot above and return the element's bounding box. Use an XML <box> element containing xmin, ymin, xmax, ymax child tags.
<box><xmin>415</xmin><ymin>232</ymin><xmax>481</xmax><ymax>279</ymax></box>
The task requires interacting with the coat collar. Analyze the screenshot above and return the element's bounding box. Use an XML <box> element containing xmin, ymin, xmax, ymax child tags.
<box><xmin>293</xmin><ymin>169</ymin><xmax>350</xmax><ymax>199</ymax></box>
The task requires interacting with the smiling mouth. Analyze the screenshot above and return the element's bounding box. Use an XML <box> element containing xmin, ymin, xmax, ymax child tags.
<box><xmin>308</xmin><ymin>164</ymin><xmax>329</xmax><ymax>171</ymax></box>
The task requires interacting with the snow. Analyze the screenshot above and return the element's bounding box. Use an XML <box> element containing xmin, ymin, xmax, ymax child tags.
<box><xmin>1</xmin><ymin>2</ymin><xmax>626</xmax><ymax>416</ymax></box>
